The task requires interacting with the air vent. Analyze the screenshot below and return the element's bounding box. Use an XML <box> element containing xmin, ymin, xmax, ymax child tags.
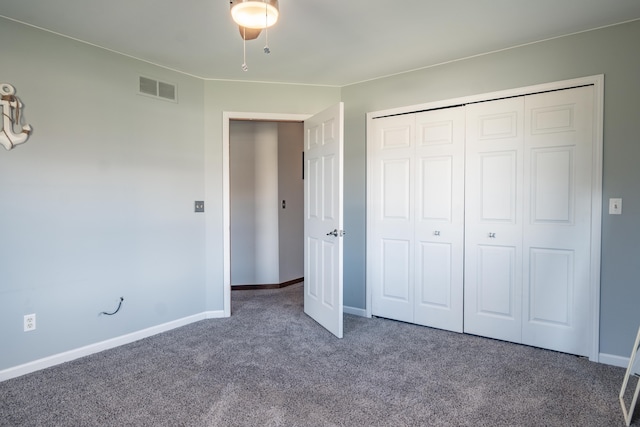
<box><xmin>158</xmin><ymin>82</ymin><xmax>176</xmax><ymax>101</ymax></box>
<box><xmin>138</xmin><ymin>76</ymin><xmax>177</xmax><ymax>102</ymax></box>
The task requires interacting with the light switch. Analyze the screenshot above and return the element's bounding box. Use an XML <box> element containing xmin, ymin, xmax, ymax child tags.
<box><xmin>195</xmin><ymin>201</ymin><xmax>204</xmax><ymax>213</ymax></box>
<box><xmin>609</xmin><ymin>198</ymin><xmax>622</xmax><ymax>215</ymax></box>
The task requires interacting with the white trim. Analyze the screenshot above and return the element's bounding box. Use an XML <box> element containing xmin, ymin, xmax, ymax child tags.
<box><xmin>0</xmin><ymin>312</ymin><xmax>220</xmax><ymax>382</ymax></box>
<box><xmin>365</xmin><ymin>112</ymin><xmax>375</xmax><ymax>319</ymax></box>
<box><xmin>222</xmin><ymin>113</ymin><xmax>231</xmax><ymax>317</ymax></box>
<box><xmin>344</xmin><ymin>305</ymin><xmax>367</xmax><ymax>318</ymax></box>
<box><xmin>222</xmin><ymin>112</ymin><xmax>312</xmax><ymax>318</ymax></box>
<box><xmin>204</xmin><ymin>310</ymin><xmax>226</xmax><ymax>319</ymax></box>
<box><xmin>600</xmin><ymin>353</ymin><xmax>631</xmax><ymax>369</ymax></box>
<box><xmin>590</xmin><ymin>75</ymin><xmax>605</xmax><ymax>363</ymax></box>
<box><xmin>366</xmin><ymin>75</ymin><xmax>604</xmax><ymax>361</ymax></box>
<box><xmin>369</xmin><ymin>75</ymin><xmax>604</xmax><ymax>119</ymax></box>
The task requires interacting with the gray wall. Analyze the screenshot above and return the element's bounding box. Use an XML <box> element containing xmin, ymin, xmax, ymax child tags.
<box><xmin>277</xmin><ymin>122</ymin><xmax>304</xmax><ymax>283</ymax></box>
<box><xmin>229</xmin><ymin>121</ymin><xmax>258</xmax><ymax>285</ymax></box>
<box><xmin>0</xmin><ymin>19</ymin><xmax>206</xmax><ymax>370</ymax></box>
<box><xmin>340</xmin><ymin>20</ymin><xmax>640</xmax><ymax>358</ymax></box>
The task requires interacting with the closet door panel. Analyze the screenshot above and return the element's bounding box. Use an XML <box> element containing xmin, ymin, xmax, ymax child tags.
<box><xmin>381</xmin><ymin>238</ymin><xmax>411</xmax><ymax>300</ymax></box>
<box><xmin>417</xmin><ymin>241</ymin><xmax>452</xmax><ymax>308</ymax></box>
<box><xmin>476</xmin><ymin>245</ymin><xmax>517</xmax><ymax>317</ymax></box>
<box><xmin>528</xmin><ymin>248</ymin><xmax>574</xmax><ymax>325</ymax></box>
<box><xmin>420</xmin><ymin>156</ymin><xmax>453</xmax><ymax>221</ymax></box>
<box><xmin>464</xmin><ymin>98</ymin><xmax>524</xmax><ymax>342</ymax></box>
<box><xmin>522</xmin><ymin>86</ymin><xmax>594</xmax><ymax>356</ymax></box>
<box><xmin>414</xmin><ymin>107</ymin><xmax>464</xmax><ymax>332</ymax></box>
<box><xmin>479</xmin><ymin>151</ymin><xmax>518</xmax><ymax>221</ymax></box>
<box><xmin>370</xmin><ymin>115</ymin><xmax>415</xmax><ymax>322</ymax></box>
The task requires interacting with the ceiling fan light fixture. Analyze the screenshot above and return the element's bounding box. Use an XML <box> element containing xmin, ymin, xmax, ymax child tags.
<box><xmin>231</xmin><ymin>0</ymin><xmax>279</xmax><ymax>29</ymax></box>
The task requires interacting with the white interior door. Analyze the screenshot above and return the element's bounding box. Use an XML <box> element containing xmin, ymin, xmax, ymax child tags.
<box><xmin>413</xmin><ymin>108</ymin><xmax>465</xmax><ymax>332</ymax></box>
<box><xmin>464</xmin><ymin>97</ymin><xmax>525</xmax><ymax>343</ymax></box>
<box><xmin>370</xmin><ymin>114</ymin><xmax>415</xmax><ymax>323</ymax></box>
<box><xmin>369</xmin><ymin>107</ymin><xmax>464</xmax><ymax>332</ymax></box>
<box><xmin>522</xmin><ymin>86</ymin><xmax>594</xmax><ymax>356</ymax></box>
<box><xmin>464</xmin><ymin>87</ymin><xmax>595</xmax><ymax>353</ymax></box>
<box><xmin>304</xmin><ymin>102</ymin><xmax>344</xmax><ymax>338</ymax></box>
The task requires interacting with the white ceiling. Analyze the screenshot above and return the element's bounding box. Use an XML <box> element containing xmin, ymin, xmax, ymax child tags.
<box><xmin>1</xmin><ymin>1</ymin><xmax>640</xmax><ymax>87</ymax></box>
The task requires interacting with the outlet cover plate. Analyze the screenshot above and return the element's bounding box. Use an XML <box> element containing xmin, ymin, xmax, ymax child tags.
<box><xmin>24</xmin><ymin>313</ymin><xmax>36</xmax><ymax>332</ymax></box>
<box><xmin>609</xmin><ymin>198</ymin><xmax>622</xmax><ymax>215</ymax></box>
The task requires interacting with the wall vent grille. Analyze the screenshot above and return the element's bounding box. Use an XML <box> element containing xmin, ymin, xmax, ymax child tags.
<box><xmin>139</xmin><ymin>76</ymin><xmax>177</xmax><ymax>102</ymax></box>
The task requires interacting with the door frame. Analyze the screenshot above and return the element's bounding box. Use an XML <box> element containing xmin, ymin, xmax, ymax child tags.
<box><xmin>365</xmin><ymin>74</ymin><xmax>604</xmax><ymax>361</ymax></box>
<box><xmin>222</xmin><ymin>112</ymin><xmax>311</xmax><ymax>317</ymax></box>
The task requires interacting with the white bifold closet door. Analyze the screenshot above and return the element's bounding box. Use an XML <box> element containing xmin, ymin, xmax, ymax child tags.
<box><xmin>463</xmin><ymin>96</ymin><xmax>525</xmax><ymax>343</ymax></box>
<box><xmin>370</xmin><ymin>107</ymin><xmax>465</xmax><ymax>332</ymax></box>
<box><xmin>464</xmin><ymin>86</ymin><xmax>594</xmax><ymax>356</ymax></box>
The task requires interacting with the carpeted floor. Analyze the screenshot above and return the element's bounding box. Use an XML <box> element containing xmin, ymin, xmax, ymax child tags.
<box><xmin>0</xmin><ymin>283</ymin><xmax>637</xmax><ymax>426</ymax></box>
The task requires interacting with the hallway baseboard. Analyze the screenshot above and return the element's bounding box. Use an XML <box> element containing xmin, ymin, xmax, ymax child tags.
<box><xmin>231</xmin><ymin>277</ymin><xmax>304</xmax><ymax>291</ymax></box>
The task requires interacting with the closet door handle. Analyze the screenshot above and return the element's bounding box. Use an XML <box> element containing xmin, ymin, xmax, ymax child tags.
<box><xmin>488</xmin><ymin>232</ymin><xmax>496</xmax><ymax>238</ymax></box>
<box><xmin>433</xmin><ymin>231</ymin><xmax>441</xmax><ymax>236</ymax></box>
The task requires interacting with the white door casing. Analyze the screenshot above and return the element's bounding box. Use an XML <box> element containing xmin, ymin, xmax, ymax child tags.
<box><xmin>304</xmin><ymin>103</ymin><xmax>344</xmax><ymax>338</ymax></box>
<box><xmin>222</xmin><ymin>112</ymin><xmax>310</xmax><ymax>318</ymax></box>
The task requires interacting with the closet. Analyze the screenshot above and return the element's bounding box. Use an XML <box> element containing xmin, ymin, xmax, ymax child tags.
<box><xmin>368</xmin><ymin>82</ymin><xmax>599</xmax><ymax>358</ymax></box>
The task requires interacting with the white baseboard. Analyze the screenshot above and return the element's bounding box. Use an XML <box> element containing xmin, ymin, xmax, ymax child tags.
<box><xmin>0</xmin><ymin>310</ymin><xmax>226</xmax><ymax>382</ymax></box>
<box><xmin>599</xmin><ymin>352</ymin><xmax>630</xmax><ymax>368</ymax></box>
<box><xmin>3</xmin><ymin>310</ymin><xmax>625</xmax><ymax>382</ymax></box>
<box><xmin>344</xmin><ymin>305</ymin><xmax>367</xmax><ymax>317</ymax></box>
<box><xmin>205</xmin><ymin>310</ymin><xmax>226</xmax><ymax>319</ymax></box>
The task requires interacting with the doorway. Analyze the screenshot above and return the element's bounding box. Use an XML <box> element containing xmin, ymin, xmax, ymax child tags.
<box><xmin>222</xmin><ymin>112</ymin><xmax>311</xmax><ymax>317</ymax></box>
<box><xmin>229</xmin><ymin>120</ymin><xmax>304</xmax><ymax>289</ymax></box>
<box><xmin>223</xmin><ymin>104</ymin><xmax>346</xmax><ymax>338</ymax></box>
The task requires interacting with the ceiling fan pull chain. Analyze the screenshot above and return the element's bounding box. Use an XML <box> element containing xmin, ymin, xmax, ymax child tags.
<box><xmin>264</xmin><ymin>1</ymin><xmax>271</xmax><ymax>54</ymax></box>
<box><xmin>242</xmin><ymin>27</ymin><xmax>248</xmax><ymax>71</ymax></box>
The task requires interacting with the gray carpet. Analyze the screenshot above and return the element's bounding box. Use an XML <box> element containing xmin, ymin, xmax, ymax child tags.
<box><xmin>0</xmin><ymin>283</ymin><xmax>636</xmax><ymax>426</ymax></box>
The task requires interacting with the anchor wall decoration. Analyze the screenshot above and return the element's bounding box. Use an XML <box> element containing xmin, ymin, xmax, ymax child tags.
<box><xmin>1</xmin><ymin>83</ymin><xmax>32</xmax><ymax>150</ymax></box>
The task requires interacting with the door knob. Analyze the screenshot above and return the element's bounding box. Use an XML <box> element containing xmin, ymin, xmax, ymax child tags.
<box><xmin>433</xmin><ymin>231</ymin><xmax>441</xmax><ymax>236</ymax></box>
<box><xmin>326</xmin><ymin>229</ymin><xmax>338</xmax><ymax>237</ymax></box>
<box><xmin>489</xmin><ymin>232</ymin><xmax>496</xmax><ymax>238</ymax></box>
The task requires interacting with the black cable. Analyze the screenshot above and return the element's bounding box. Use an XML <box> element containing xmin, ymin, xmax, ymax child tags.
<box><xmin>100</xmin><ymin>297</ymin><xmax>124</xmax><ymax>316</ymax></box>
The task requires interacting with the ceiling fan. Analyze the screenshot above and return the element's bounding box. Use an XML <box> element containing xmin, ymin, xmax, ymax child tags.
<box><xmin>229</xmin><ymin>0</ymin><xmax>279</xmax><ymax>70</ymax></box>
<box><xmin>229</xmin><ymin>0</ymin><xmax>279</xmax><ymax>40</ymax></box>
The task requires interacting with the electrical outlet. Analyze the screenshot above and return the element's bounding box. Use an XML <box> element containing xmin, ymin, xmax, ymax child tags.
<box><xmin>24</xmin><ymin>313</ymin><xmax>36</xmax><ymax>332</ymax></box>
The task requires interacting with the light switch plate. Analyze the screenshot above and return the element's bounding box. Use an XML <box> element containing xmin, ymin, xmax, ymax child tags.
<box><xmin>609</xmin><ymin>198</ymin><xmax>622</xmax><ymax>215</ymax></box>
<box><xmin>195</xmin><ymin>201</ymin><xmax>204</xmax><ymax>213</ymax></box>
